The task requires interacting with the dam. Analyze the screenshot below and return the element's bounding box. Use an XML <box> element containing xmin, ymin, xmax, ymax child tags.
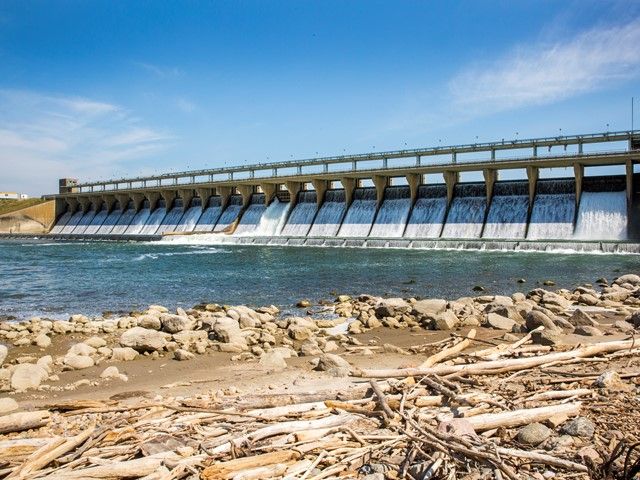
<box><xmin>46</xmin><ymin>130</ymin><xmax>640</xmax><ymax>252</ymax></box>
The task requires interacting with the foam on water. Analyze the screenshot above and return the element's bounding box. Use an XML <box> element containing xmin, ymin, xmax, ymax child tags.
<box><xmin>574</xmin><ymin>191</ymin><xmax>627</xmax><ymax>240</ymax></box>
<box><xmin>308</xmin><ymin>190</ymin><xmax>347</xmax><ymax>237</ymax></box>
<box><xmin>338</xmin><ymin>188</ymin><xmax>377</xmax><ymax>237</ymax></box>
<box><xmin>251</xmin><ymin>198</ymin><xmax>289</xmax><ymax>236</ymax></box>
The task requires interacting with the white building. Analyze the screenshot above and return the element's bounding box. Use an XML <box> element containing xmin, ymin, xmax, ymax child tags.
<box><xmin>0</xmin><ymin>192</ymin><xmax>29</xmax><ymax>200</ymax></box>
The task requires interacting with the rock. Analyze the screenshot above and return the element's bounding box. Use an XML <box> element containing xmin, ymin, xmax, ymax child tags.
<box><xmin>543</xmin><ymin>280</ymin><xmax>555</xmax><ymax>286</ymax></box>
<box><xmin>300</xmin><ymin>341</ymin><xmax>322</xmax><ymax>356</ymax></box>
<box><xmin>316</xmin><ymin>353</ymin><xmax>352</xmax><ymax>377</ymax></box>
<box><xmin>34</xmin><ymin>334</ymin><xmax>51</xmax><ymax>348</ymax></box>
<box><xmin>174</xmin><ymin>349</ymin><xmax>195</xmax><ymax>361</ymax></box>
<box><xmin>593</xmin><ymin>370</ymin><xmax>630</xmax><ymax>391</ymax></box>
<box><xmin>148</xmin><ymin>304</ymin><xmax>169</xmax><ymax>313</ymax></box>
<box><xmin>259</xmin><ymin>351</ymin><xmax>288</xmax><ymax>371</ymax></box>
<box><xmin>562</xmin><ymin>417</ymin><xmax>595</xmax><ymax>439</ymax></box>
<box><xmin>613</xmin><ymin>320</ymin><xmax>635</xmax><ymax>333</ymax></box>
<box><xmin>0</xmin><ymin>397</ymin><xmax>19</xmax><ymax>414</ymax></box>
<box><xmin>68</xmin><ymin>343</ymin><xmax>96</xmax><ymax>356</ymax></box>
<box><xmin>85</xmin><ymin>336</ymin><xmax>107</xmax><ymax>348</ymax></box>
<box><xmin>288</xmin><ymin>325</ymin><xmax>313</xmax><ymax>341</ymax></box>
<box><xmin>10</xmin><ymin>363</ymin><xmax>48</xmax><ymax>391</ymax></box>
<box><xmin>336</xmin><ymin>295</ymin><xmax>351</xmax><ymax>303</ymax></box>
<box><xmin>138</xmin><ymin>315</ymin><xmax>162</xmax><ymax>330</ymax></box>
<box><xmin>412</xmin><ymin>299</ymin><xmax>447</xmax><ymax>316</ymax></box>
<box><xmin>626</xmin><ymin>311</ymin><xmax>640</xmax><ymax>328</ymax></box>
<box><xmin>111</xmin><ymin>347</ymin><xmax>139</xmax><ymax>362</ymax></box>
<box><xmin>526</xmin><ymin>310</ymin><xmax>560</xmax><ymax>332</ymax></box>
<box><xmin>375</xmin><ymin>298</ymin><xmax>409</xmax><ymax>317</ymax></box>
<box><xmin>532</xmin><ymin>329</ymin><xmax>564</xmax><ymax>346</ymax></box>
<box><xmin>0</xmin><ymin>345</ymin><xmax>6</xmax><ymax>366</ymax></box>
<box><xmin>296</xmin><ymin>299</ymin><xmax>311</xmax><ymax>308</ymax></box>
<box><xmin>120</xmin><ymin>327</ymin><xmax>168</xmax><ymax>352</ymax></box>
<box><xmin>212</xmin><ymin>318</ymin><xmax>245</xmax><ymax>344</ymax></box>
<box><xmin>614</xmin><ymin>274</ymin><xmax>640</xmax><ymax>286</ymax></box>
<box><xmin>574</xmin><ymin>325</ymin><xmax>603</xmax><ymax>337</ymax></box>
<box><xmin>517</xmin><ymin>423</ymin><xmax>551</xmax><ymax>446</ymax></box>
<box><xmin>64</xmin><ymin>355</ymin><xmax>94</xmax><ymax>370</ymax></box>
<box><xmin>161</xmin><ymin>314</ymin><xmax>192</xmax><ymax>334</ymax></box>
<box><xmin>37</xmin><ymin>355</ymin><xmax>53</xmax><ymax>373</ymax></box>
<box><xmin>431</xmin><ymin>310</ymin><xmax>459</xmax><ymax>330</ymax></box>
<box><xmin>100</xmin><ymin>366</ymin><xmax>127</xmax><ymax>381</ymax></box>
<box><xmin>568</xmin><ymin>309</ymin><xmax>599</xmax><ymax>327</ymax></box>
<box><xmin>485</xmin><ymin>313</ymin><xmax>517</xmax><ymax>331</ymax></box>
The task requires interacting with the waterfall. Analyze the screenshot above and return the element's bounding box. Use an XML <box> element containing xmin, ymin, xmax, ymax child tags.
<box><xmin>50</xmin><ymin>211</ymin><xmax>72</xmax><ymax>234</ymax></box>
<box><xmin>96</xmin><ymin>204</ymin><xmax>124</xmax><ymax>235</ymax></box>
<box><xmin>60</xmin><ymin>210</ymin><xmax>84</xmax><ymax>234</ymax></box>
<box><xmin>370</xmin><ymin>186</ymin><xmax>411</xmax><ymax>238</ymax></box>
<box><xmin>157</xmin><ymin>199</ymin><xmax>185</xmax><ymax>235</ymax></box>
<box><xmin>527</xmin><ymin>179</ymin><xmax>575</xmax><ymax>240</ymax></box>
<box><xmin>574</xmin><ymin>191</ymin><xmax>627</xmax><ymax>240</ymax></box>
<box><xmin>281</xmin><ymin>191</ymin><xmax>317</xmax><ymax>236</ymax></box>
<box><xmin>214</xmin><ymin>195</ymin><xmax>243</xmax><ymax>232</ymax></box>
<box><xmin>71</xmin><ymin>210</ymin><xmax>98</xmax><ymax>234</ymax></box>
<box><xmin>441</xmin><ymin>184</ymin><xmax>487</xmax><ymax>239</ymax></box>
<box><xmin>404</xmin><ymin>185</ymin><xmax>447</xmax><ymax>238</ymax></box>
<box><xmin>249</xmin><ymin>198</ymin><xmax>289</xmax><ymax>236</ymax></box>
<box><xmin>83</xmin><ymin>207</ymin><xmax>109</xmax><ymax>235</ymax></box>
<box><xmin>194</xmin><ymin>197</ymin><xmax>223</xmax><ymax>232</ymax></box>
<box><xmin>483</xmin><ymin>182</ymin><xmax>529</xmax><ymax>239</ymax></box>
<box><xmin>110</xmin><ymin>202</ymin><xmax>137</xmax><ymax>235</ymax></box>
<box><xmin>124</xmin><ymin>201</ymin><xmax>152</xmax><ymax>235</ymax></box>
<box><xmin>174</xmin><ymin>198</ymin><xmax>203</xmax><ymax>233</ymax></box>
<box><xmin>139</xmin><ymin>200</ymin><xmax>167</xmax><ymax>235</ymax></box>
<box><xmin>308</xmin><ymin>190</ymin><xmax>347</xmax><ymax>237</ymax></box>
<box><xmin>338</xmin><ymin>188</ymin><xmax>377</xmax><ymax>237</ymax></box>
<box><xmin>234</xmin><ymin>194</ymin><xmax>267</xmax><ymax>235</ymax></box>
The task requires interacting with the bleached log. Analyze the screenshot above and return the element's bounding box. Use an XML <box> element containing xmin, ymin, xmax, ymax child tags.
<box><xmin>420</xmin><ymin>329</ymin><xmax>476</xmax><ymax>368</ymax></box>
<box><xmin>201</xmin><ymin>450</ymin><xmax>299</xmax><ymax>479</ymax></box>
<box><xmin>0</xmin><ymin>411</ymin><xmax>50</xmax><ymax>434</ymax></box>
<box><xmin>359</xmin><ymin>339</ymin><xmax>638</xmax><ymax>378</ymax></box>
<box><xmin>466</xmin><ymin>403</ymin><xmax>581</xmax><ymax>431</ymax></box>
<box><xmin>232</xmin><ymin>463</ymin><xmax>288</xmax><ymax>480</ymax></box>
<box><xmin>495</xmin><ymin>447</ymin><xmax>588</xmax><ymax>472</ymax></box>
<box><xmin>37</xmin><ymin>456</ymin><xmax>168</xmax><ymax>479</ymax></box>
<box><xmin>0</xmin><ymin>438</ymin><xmax>52</xmax><ymax>462</ymax></box>
<box><xmin>522</xmin><ymin>389</ymin><xmax>592</xmax><ymax>403</ymax></box>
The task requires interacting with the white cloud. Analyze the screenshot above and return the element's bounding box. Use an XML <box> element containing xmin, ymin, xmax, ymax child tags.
<box><xmin>0</xmin><ymin>89</ymin><xmax>173</xmax><ymax>196</ymax></box>
<box><xmin>134</xmin><ymin>61</ymin><xmax>184</xmax><ymax>78</ymax></box>
<box><xmin>449</xmin><ymin>19</ymin><xmax>640</xmax><ymax>115</ymax></box>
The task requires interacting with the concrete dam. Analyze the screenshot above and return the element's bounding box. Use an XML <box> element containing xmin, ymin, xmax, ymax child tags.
<box><xmin>47</xmin><ymin>130</ymin><xmax>640</xmax><ymax>252</ymax></box>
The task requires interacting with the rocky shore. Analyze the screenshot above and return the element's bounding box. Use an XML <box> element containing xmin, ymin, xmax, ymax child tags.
<box><xmin>0</xmin><ymin>273</ymin><xmax>639</xmax><ymax>478</ymax></box>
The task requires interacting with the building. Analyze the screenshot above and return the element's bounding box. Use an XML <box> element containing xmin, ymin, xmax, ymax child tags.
<box><xmin>0</xmin><ymin>192</ymin><xmax>29</xmax><ymax>200</ymax></box>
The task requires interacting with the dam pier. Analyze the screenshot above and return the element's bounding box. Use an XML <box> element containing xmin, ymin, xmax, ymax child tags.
<box><xmin>45</xmin><ymin>130</ymin><xmax>640</xmax><ymax>252</ymax></box>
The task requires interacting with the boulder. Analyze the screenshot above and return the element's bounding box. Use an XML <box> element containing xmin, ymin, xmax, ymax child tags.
<box><xmin>111</xmin><ymin>347</ymin><xmax>139</xmax><ymax>362</ymax></box>
<box><xmin>137</xmin><ymin>315</ymin><xmax>162</xmax><ymax>330</ymax></box>
<box><xmin>412</xmin><ymin>299</ymin><xmax>447</xmax><ymax>317</ymax></box>
<box><xmin>0</xmin><ymin>397</ymin><xmax>19</xmax><ymax>414</ymax></box>
<box><xmin>568</xmin><ymin>309</ymin><xmax>599</xmax><ymax>327</ymax></box>
<box><xmin>68</xmin><ymin>343</ymin><xmax>96</xmax><ymax>357</ymax></box>
<box><xmin>614</xmin><ymin>274</ymin><xmax>640</xmax><ymax>286</ymax></box>
<box><xmin>37</xmin><ymin>355</ymin><xmax>53</xmax><ymax>373</ymax></box>
<box><xmin>526</xmin><ymin>310</ymin><xmax>560</xmax><ymax>332</ymax></box>
<box><xmin>161</xmin><ymin>314</ymin><xmax>192</xmax><ymax>334</ymax></box>
<box><xmin>212</xmin><ymin>318</ymin><xmax>242</xmax><ymax>343</ymax></box>
<box><xmin>431</xmin><ymin>310</ymin><xmax>459</xmax><ymax>331</ymax></box>
<box><xmin>300</xmin><ymin>341</ymin><xmax>322</xmax><ymax>356</ymax></box>
<box><xmin>85</xmin><ymin>336</ymin><xmax>107</xmax><ymax>348</ymax></box>
<box><xmin>174</xmin><ymin>349</ymin><xmax>195</xmax><ymax>361</ymax></box>
<box><xmin>0</xmin><ymin>345</ymin><xmax>7</xmax><ymax>365</ymax></box>
<box><xmin>259</xmin><ymin>351</ymin><xmax>287</xmax><ymax>371</ymax></box>
<box><xmin>485</xmin><ymin>313</ymin><xmax>517</xmax><ymax>331</ymax></box>
<box><xmin>532</xmin><ymin>329</ymin><xmax>564</xmax><ymax>346</ymax></box>
<box><xmin>100</xmin><ymin>366</ymin><xmax>127</xmax><ymax>381</ymax></box>
<box><xmin>593</xmin><ymin>370</ymin><xmax>629</xmax><ymax>391</ymax></box>
<box><xmin>120</xmin><ymin>327</ymin><xmax>168</xmax><ymax>352</ymax></box>
<box><xmin>574</xmin><ymin>325</ymin><xmax>603</xmax><ymax>337</ymax></box>
<box><xmin>316</xmin><ymin>354</ymin><xmax>352</xmax><ymax>377</ymax></box>
<box><xmin>34</xmin><ymin>334</ymin><xmax>51</xmax><ymax>348</ymax></box>
<box><xmin>516</xmin><ymin>423</ymin><xmax>551</xmax><ymax>446</ymax></box>
<box><xmin>64</xmin><ymin>355</ymin><xmax>94</xmax><ymax>370</ymax></box>
<box><xmin>562</xmin><ymin>417</ymin><xmax>595</xmax><ymax>439</ymax></box>
<box><xmin>10</xmin><ymin>364</ymin><xmax>48</xmax><ymax>391</ymax></box>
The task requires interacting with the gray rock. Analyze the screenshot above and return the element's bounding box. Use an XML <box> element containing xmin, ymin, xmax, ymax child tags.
<box><xmin>0</xmin><ymin>397</ymin><xmax>19</xmax><ymax>414</ymax></box>
<box><xmin>574</xmin><ymin>325</ymin><xmax>603</xmax><ymax>337</ymax></box>
<box><xmin>568</xmin><ymin>309</ymin><xmax>599</xmax><ymax>327</ymax></box>
<box><xmin>532</xmin><ymin>329</ymin><xmax>564</xmax><ymax>346</ymax></box>
<box><xmin>120</xmin><ymin>327</ymin><xmax>168</xmax><ymax>352</ymax></box>
<box><xmin>614</xmin><ymin>274</ymin><xmax>640</xmax><ymax>286</ymax></box>
<box><xmin>526</xmin><ymin>310</ymin><xmax>560</xmax><ymax>332</ymax></box>
<box><xmin>562</xmin><ymin>417</ymin><xmax>595</xmax><ymax>439</ymax></box>
<box><xmin>627</xmin><ymin>311</ymin><xmax>640</xmax><ymax>328</ymax></box>
<box><xmin>64</xmin><ymin>355</ymin><xmax>94</xmax><ymax>370</ymax></box>
<box><xmin>316</xmin><ymin>353</ymin><xmax>352</xmax><ymax>377</ymax></box>
<box><xmin>613</xmin><ymin>320</ymin><xmax>635</xmax><ymax>333</ymax></box>
<box><xmin>100</xmin><ymin>366</ymin><xmax>127</xmax><ymax>381</ymax></box>
<box><xmin>0</xmin><ymin>345</ymin><xmax>7</xmax><ymax>365</ymax></box>
<box><xmin>10</xmin><ymin>364</ymin><xmax>48</xmax><ymax>391</ymax></box>
<box><xmin>485</xmin><ymin>313</ymin><xmax>517</xmax><ymax>331</ymax></box>
<box><xmin>110</xmin><ymin>347</ymin><xmax>139</xmax><ymax>362</ymax></box>
<box><xmin>161</xmin><ymin>314</ymin><xmax>192</xmax><ymax>334</ymax></box>
<box><xmin>412</xmin><ymin>299</ymin><xmax>447</xmax><ymax>317</ymax></box>
<box><xmin>431</xmin><ymin>310</ymin><xmax>459</xmax><ymax>330</ymax></box>
<box><xmin>517</xmin><ymin>423</ymin><xmax>551</xmax><ymax>446</ymax></box>
<box><xmin>174</xmin><ymin>349</ymin><xmax>195</xmax><ymax>361</ymax></box>
<box><xmin>137</xmin><ymin>315</ymin><xmax>162</xmax><ymax>330</ymax></box>
<box><xmin>300</xmin><ymin>341</ymin><xmax>322</xmax><ymax>356</ymax></box>
<box><xmin>593</xmin><ymin>370</ymin><xmax>628</xmax><ymax>391</ymax></box>
<box><xmin>259</xmin><ymin>351</ymin><xmax>288</xmax><ymax>371</ymax></box>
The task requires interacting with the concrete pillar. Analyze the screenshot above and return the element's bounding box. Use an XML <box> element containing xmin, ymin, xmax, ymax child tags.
<box><xmin>89</xmin><ymin>196</ymin><xmax>102</xmax><ymax>212</ymax></box>
<box><xmin>483</xmin><ymin>169</ymin><xmax>498</xmax><ymax>205</ymax></box>
<box><xmin>340</xmin><ymin>177</ymin><xmax>357</xmax><ymax>207</ymax></box>
<box><xmin>406</xmin><ymin>173</ymin><xmax>421</xmax><ymax>203</ymax></box>
<box><xmin>260</xmin><ymin>183</ymin><xmax>277</xmax><ymax>205</ymax></box>
<box><xmin>573</xmin><ymin>163</ymin><xmax>584</xmax><ymax>206</ymax></box>
<box><xmin>217</xmin><ymin>186</ymin><xmax>232</xmax><ymax>210</ymax></box>
<box><xmin>101</xmin><ymin>194</ymin><xmax>117</xmax><ymax>212</ymax></box>
<box><xmin>237</xmin><ymin>185</ymin><xmax>254</xmax><ymax>208</ymax></box>
<box><xmin>160</xmin><ymin>190</ymin><xmax>177</xmax><ymax>211</ymax></box>
<box><xmin>526</xmin><ymin>166</ymin><xmax>539</xmax><ymax>206</ymax></box>
<box><xmin>311</xmin><ymin>179</ymin><xmax>328</xmax><ymax>208</ymax></box>
<box><xmin>372</xmin><ymin>175</ymin><xmax>388</xmax><ymax>206</ymax></box>
<box><xmin>131</xmin><ymin>193</ymin><xmax>146</xmax><ymax>212</ymax></box>
<box><xmin>195</xmin><ymin>187</ymin><xmax>213</xmax><ymax>210</ymax></box>
<box><xmin>145</xmin><ymin>192</ymin><xmax>161</xmax><ymax>211</ymax></box>
<box><xmin>626</xmin><ymin>159</ymin><xmax>634</xmax><ymax>204</ymax></box>
<box><xmin>178</xmin><ymin>189</ymin><xmax>195</xmax><ymax>211</ymax></box>
<box><xmin>65</xmin><ymin>197</ymin><xmax>79</xmax><ymax>214</ymax></box>
<box><xmin>78</xmin><ymin>197</ymin><xmax>92</xmax><ymax>213</ymax></box>
<box><xmin>115</xmin><ymin>194</ymin><xmax>129</xmax><ymax>210</ymax></box>
<box><xmin>443</xmin><ymin>171</ymin><xmax>459</xmax><ymax>206</ymax></box>
<box><xmin>285</xmin><ymin>181</ymin><xmax>302</xmax><ymax>209</ymax></box>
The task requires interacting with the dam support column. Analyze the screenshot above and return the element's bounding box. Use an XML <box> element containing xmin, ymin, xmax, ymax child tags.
<box><xmin>526</xmin><ymin>166</ymin><xmax>539</xmax><ymax>206</ymax></box>
<box><xmin>483</xmin><ymin>169</ymin><xmax>498</xmax><ymax>205</ymax></box>
<box><xmin>443</xmin><ymin>171</ymin><xmax>459</xmax><ymax>207</ymax></box>
<box><xmin>178</xmin><ymin>189</ymin><xmax>195</xmax><ymax>211</ymax></box>
<box><xmin>145</xmin><ymin>192</ymin><xmax>161</xmax><ymax>211</ymax></box>
<box><xmin>626</xmin><ymin>160</ymin><xmax>634</xmax><ymax>205</ymax></box>
<box><xmin>131</xmin><ymin>193</ymin><xmax>146</xmax><ymax>212</ymax></box>
<box><xmin>160</xmin><ymin>190</ymin><xmax>177</xmax><ymax>211</ymax></box>
<box><xmin>260</xmin><ymin>183</ymin><xmax>277</xmax><ymax>205</ymax></box>
<box><xmin>627</xmin><ymin>159</ymin><xmax>640</xmax><ymax>240</ymax></box>
<box><xmin>406</xmin><ymin>173</ymin><xmax>420</xmax><ymax>204</ymax></box>
<box><xmin>195</xmin><ymin>188</ymin><xmax>213</xmax><ymax>210</ymax></box>
<box><xmin>217</xmin><ymin>186</ymin><xmax>232</xmax><ymax>210</ymax></box>
<box><xmin>285</xmin><ymin>181</ymin><xmax>302</xmax><ymax>208</ymax></box>
<box><xmin>64</xmin><ymin>197</ymin><xmax>78</xmax><ymax>215</ymax></box>
<box><xmin>340</xmin><ymin>177</ymin><xmax>357</xmax><ymax>208</ymax></box>
<box><xmin>372</xmin><ymin>175</ymin><xmax>388</xmax><ymax>207</ymax></box>
<box><xmin>78</xmin><ymin>197</ymin><xmax>92</xmax><ymax>213</ymax></box>
<box><xmin>311</xmin><ymin>180</ymin><xmax>328</xmax><ymax>208</ymax></box>
<box><xmin>237</xmin><ymin>185</ymin><xmax>254</xmax><ymax>208</ymax></box>
<box><xmin>115</xmin><ymin>194</ymin><xmax>129</xmax><ymax>210</ymax></box>
<box><xmin>573</xmin><ymin>163</ymin><xmax>584</xmax><ymax>206</ymax></box>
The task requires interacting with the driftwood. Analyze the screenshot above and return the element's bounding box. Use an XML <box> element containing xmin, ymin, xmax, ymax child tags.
<box><xmin>420</xmin><ymin>328</ymin><xmax>476</xmax><ymax>368</ymax></box>
<box><xmin>201</xmin><ymin>450</ymin><xmax>300</xmax><ymax>479</ymax></box>
<box><xmin>466</xmin><ymin>403</ymin><xmax>581</xmax><ymax>431</ymax></box>
<box><xmin>0</xmin><ymin>411</ymin><xmax>50</xmax><ymax>434</ymax></box>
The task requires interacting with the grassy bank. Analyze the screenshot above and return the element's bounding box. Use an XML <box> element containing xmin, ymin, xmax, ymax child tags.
<box><xmin>0</xmin><ymin>198</ymin><xmax>46</xmax><ymax>216</ymax></box>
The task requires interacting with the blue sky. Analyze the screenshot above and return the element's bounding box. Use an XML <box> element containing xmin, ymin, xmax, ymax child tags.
<box><xmin>1</xmin><ymin>0</ymin><xmax>640</xmax><ymax>195</ymax></box>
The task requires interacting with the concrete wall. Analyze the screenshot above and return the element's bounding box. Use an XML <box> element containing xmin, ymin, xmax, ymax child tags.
<box><xmin>0</xmin><ymin>200</ymin><xmax>56</xmax><ymax>234</ymax></box>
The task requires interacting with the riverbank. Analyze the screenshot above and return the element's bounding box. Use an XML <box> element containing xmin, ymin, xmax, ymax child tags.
<box><xmin>0</xmin><ymin>274</ymin><xmax>639</xmax><ymax>478</ymax></box>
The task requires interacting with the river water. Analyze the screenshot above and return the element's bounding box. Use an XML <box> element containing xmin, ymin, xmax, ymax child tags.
<box><xmin>0</xmin><ymin>240</ymin><xmax>637</xmax><ymax>320</ymax></box>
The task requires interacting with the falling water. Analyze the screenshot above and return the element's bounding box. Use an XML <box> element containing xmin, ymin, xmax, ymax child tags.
<box><xmin>214</xmin><ymin>195</ymin><xmax>243</xmax><ymax>232</ymax></box>
<box><xmin>338</xmin><ymin>188</ymin><xmax>377</xmax><ymax>237</ymax></box>
<box><xmin>575</xmin><ymin>191</ymin><xmax>627</xmax><ymax>240</ymax></box>
<box><xmin>234</xmin><ymin>194</ymin><xmax>267</xmax><ymax>235</ymax></box>
<box><xmin>404</xmin><ymin>185</ymin><xmax>447</xmax><ymax>238</ymax></box>
<box><xmin>281</xmin><ymin>191</ymin><xmax>318</xmax><ymax>236</ymax></box>
<box><xmin>482</xmin><ymin>182</ymin><xmax>529</xmax><ymax>239</ymax></box>
<box><xmin>308</xmin><ymin>190</ymin><xmax>347</xmax><ymax>237</ymax></box>
<box><xmin>110</xmin><ymin>202</ymin><xmax>137</xmax><ymax>235</ymax></box>
<box><xmin>370</xmin><ymin>186</ymin><xmax>411</xmax><ymax>238</ymax></box>
<box><xmin>96</xmin><ymin>204</ymin><xmax>124</xmax><ymax>235</ymax></box>
<box><xmin>71</xmin><ymin>210</ymin><xmax>98</xmax><ymax>234</ymax></box>
<box><xmin>60</xmin><ymin>210</ymin><xmax>85</xmax><ymax>234</ymax></box>
<box><xmin>441</xmin><ymin>184</ymin><xmax>487</xmax><ymax>239</ymax></box>
<box><xmin>50</xmin><ymin>211</ymin><xmax>72</xmax><ymax>234</ymax></box>
<box><xmin>174</xmin><ymin>198</ymin><xmax>203</xmax><ymax>233</ymax></box>
<box><xmin>527</xmin><ymin>180</ymin><xmax>576</xmax><ymax>240</ymax></box>
<box><xmin>250</xmin><ymin>198</ymin><xmax>290</xmax><ymax>236</ymax></box>
<box><xmin>157</xmin><ymin>199</ymin><xmax>185</xmax><ymax>235</ymax></box>
<box><xmin>124</xmin><ymin>201</ymin><xmax>152</xmax><ymax>235</ymax></box>
<box><xmin>194</xmin><ymin>197</ymin><xmax>223</xmax><ymax>232</ymax></box>
<box><xmin>139</xmin><ymin>200</ymin><xmax>167</xmax><ymax>236</ymax></box>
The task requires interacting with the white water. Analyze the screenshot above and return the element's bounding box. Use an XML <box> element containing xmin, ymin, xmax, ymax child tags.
<box><xmin>157</xmin><ymin>206</ymin><xmax>185</xmax><ymax>235</ymax></box>
<box><xmin>483</xmin><ymin>195</ymin><xmax>529</xmax><ymax>239</ymax></box>
<box><xmin>234</xmin><ymin>200</ymin><xmax>266</xmax><ymax>235</ymax></box>
<box><xmin>81</xmin><ymin>209</ymin><xmax>108</xmax><ymax>235</ymax></box>
<box><xmin>370</xmin><ymin>198</ymin><xmax>411</xmax><ymax>237</ymax></box>
<box><xmin>248</xmin><ymin>199</ymin><xmax>289</xmax><ymax>236</ymax></box>
<box><xmin>404</xmin><ymin>197</ymin><xmax>447</xmax><ymax>238</ymax></box>
<box><xmin>441</xmin><ymin>196</ymin><xmax>487</xmax><ymax>238</ymax></box>
<box><xmin>110</xmin><ymin>208</ymin><xmax>137</xmax><ymax>235</ymax></box>
<box><xmin>174</xmin><ymin>206</ymin><xmax>203</xmax><ymax>233</ymax></box>
<box><xmin>50</xmin><ymin>211</ymin><xmax>72</xmax><ymax>234</ymax></box>
<box><xmin>281</xmin><ymin>193</ymin><xmax>317</xmax><ymax>237</ymax></box>
<box><xmin>194</xmin><ymin>198</ymin><xmax>223</xmax><ymax>232</ymax></box>
<box><xmin>60</xmin><ymin>210</ymin><xmax>84</xmax><ymax>234</ymax></box>
<box><xmin>125</xmin><ymin>207</ymin><xmax>152</xmax><ymax>235</ymax></box>
<box><xmin>139</xmin><ymin>207</ymin><xmax>167</xmax><ymax>235</ymax></box>
<box><xmin>308</xmin><ymin>191</ymin><xmax>346</xmax><ymax>237</ymax></box>
<box><xmin>72</xmin><ymin>210</ymin><xmax>98</xmax><ymax>234</ymax></box>
<box><xmin>338</xmin><ymin>190</ymin><xmax>377</xmax><ymax>237</ymax></box>
<box><xmin>96</xmin><ymin>209</ymin><xmax>123</xmax><ymax>235</ymax></box>
<box><xmin>527</xmin><ymin>194</ymin><xmax>576</xmax><ymax>239</ymax></box>
<box><xmin>574</xmin><ymin>191</ymin><xmax>627</xmax><ymax>240</ymax></box>
<box><xmin>214</xmin><ymin>202</ymin><xmax>242</xmax><ymax>232</ymax></box>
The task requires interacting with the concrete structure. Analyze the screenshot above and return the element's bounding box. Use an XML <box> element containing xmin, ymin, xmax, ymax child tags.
<box><xmin>0</xmin><ymin>192</ymin><xmax>29</xmax><ymax>200</ymax></box>
<box><xmin>0</xmin><ymin>200</ymin><xmax>55</xmax><ymax>234</ymax></box>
